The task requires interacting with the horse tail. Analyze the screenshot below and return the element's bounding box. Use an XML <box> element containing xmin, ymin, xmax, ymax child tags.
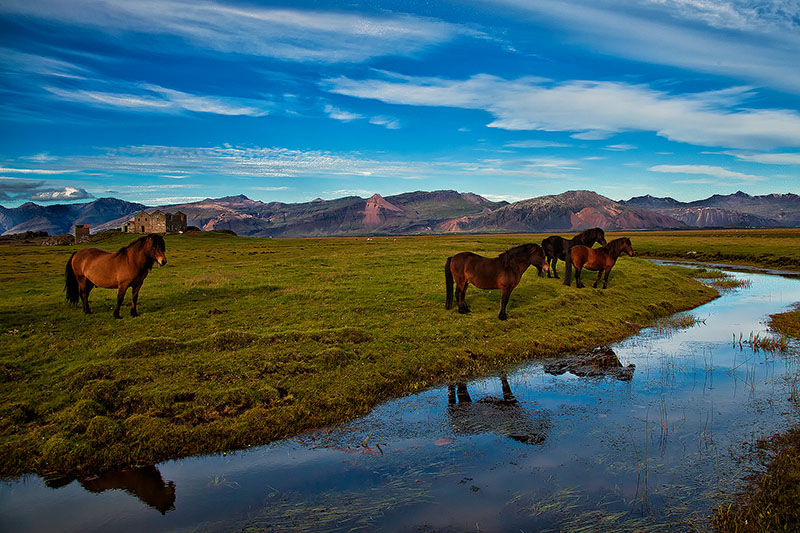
<box><xmin>445</xmin><ymin>256</ymin><xmax>454</xmax><ymax>309</ymax></box>
<box><xmin>563</xmin><ymin>243</ymin><xmax>572</xmax><ymax>286</ymax></box>
<box><xmin>65</xmin><ymin>252</ymin><xmax>80</xmax><ymax>306</ymax></box>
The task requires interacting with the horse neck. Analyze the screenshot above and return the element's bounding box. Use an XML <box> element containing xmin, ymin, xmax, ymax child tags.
<box><xmin>605</xmin><ymin>241</ymin><xmax>627</xmax><ymax>260</ymax></box>
<box><xmin>123</xmin><ymin>242</ymin><xmax>154</xmax><ymax>270</ymax></box>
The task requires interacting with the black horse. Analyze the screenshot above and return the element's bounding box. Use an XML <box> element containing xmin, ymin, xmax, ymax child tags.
<box><xmin>541</xmin><ymin>227</ymin><xmax>606</xmax><ymax>279</ymax></box>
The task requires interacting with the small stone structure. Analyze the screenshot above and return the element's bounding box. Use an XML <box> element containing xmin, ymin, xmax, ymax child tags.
<box><xmin>74</xmin><ymin>224</ymin><xmax>90</xmax><ymax>244</ymax></box>
<box><xmin>122</xmin><ymin>210</ymin><xmax>187</xmax><ymax>234</ymax></box>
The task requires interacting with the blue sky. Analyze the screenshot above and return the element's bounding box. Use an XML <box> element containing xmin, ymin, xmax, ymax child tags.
<box><xmin>1</xmin><ymin>0</ymin><xmax>798</xmax><ymax>208</ymax></box>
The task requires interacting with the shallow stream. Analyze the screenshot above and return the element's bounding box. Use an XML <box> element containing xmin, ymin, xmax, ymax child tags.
<box><xmin>2</xmin><ymin>267</ymin><xmax>800</xmax><ymax>531</ymax></box>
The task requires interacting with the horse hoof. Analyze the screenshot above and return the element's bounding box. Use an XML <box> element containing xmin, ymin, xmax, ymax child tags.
<box><xmin>131</xmin><ymin>311</ymin><xmax>139</xmax><ymax>317</ymax></box>
<box><xmin>498</xmin><ymin>314</ymin><xmax>507</xmax><ymax>321</ymax></box>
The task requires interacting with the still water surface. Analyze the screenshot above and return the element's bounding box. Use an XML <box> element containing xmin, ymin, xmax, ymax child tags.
<box><xmin>2</xmin><ymin>268</ymin><xmax>800</xmax><ymax>531</ymax></box>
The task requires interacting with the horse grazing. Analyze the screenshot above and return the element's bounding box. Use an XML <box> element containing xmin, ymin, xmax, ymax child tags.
<box><xmin>541</xmin><ymin>227</ymin><xmax>606</xmax><ymax>279</ymax></box>
<box><xmin>563</xmin><ymin>237</ymin><xmax>634</xmax><ymax>289</ymax></box>
<box><xmin>445</xmin><ymin>243</ymin><xmax>549</xmax><ymax>320</ymax></box>
<box><xmin>65</xmin><ymin>234</ymin><xmax>167</xmax><ymax>318</ymax></box>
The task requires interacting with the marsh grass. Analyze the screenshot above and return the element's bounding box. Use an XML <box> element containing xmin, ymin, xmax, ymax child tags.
<box><xmin>712</xmin><ymin>308</ymin><xmax>800</xmax><ymax>531</ymax></box>
<box><xmin>652</xmin><ymin>313</ymin><xmax>705</xmax><ymax>332</ymax></box>
<box><xmin>0</xmin><ymin>232</ymin><xmax>717</xmax><ymax>477</ymax></box>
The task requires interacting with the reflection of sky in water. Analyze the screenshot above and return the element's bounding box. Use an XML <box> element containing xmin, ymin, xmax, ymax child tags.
<box><xmin>2</xmin><ymin>270</ymin><xmax>800</xmax><ymax>532</ymax></box>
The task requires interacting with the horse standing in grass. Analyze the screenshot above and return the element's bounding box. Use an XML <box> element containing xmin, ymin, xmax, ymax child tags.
<box><xmin>445</xmin><ymin>243</ymin><xmax>549</xmax><ymax>320</ymax></box>
<box><xmin>541</xmin><ymin>227</ymin><xmax>606</xmax><ymax>279</ymax></box>
<box><xmin>563</xmin><ymin>237</ymin><xmax>634</xmax><ymax>289</ymax></box>
<box><xmin>65</xmin><ymin>234</ymin><xmax>167</xmax><ymax>318</ymax></box>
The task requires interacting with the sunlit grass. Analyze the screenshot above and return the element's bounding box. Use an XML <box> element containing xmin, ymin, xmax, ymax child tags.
<box><xmin>0</xmin><ymin>231</ymin><xmax>717</xmax><ymax>477</ymax></box>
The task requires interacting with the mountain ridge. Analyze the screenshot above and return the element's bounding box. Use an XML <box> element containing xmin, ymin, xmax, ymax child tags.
<box><xmin>2</xmin><ymin>190</ymin><xmax>798</xmax><ymax>238</ymax></box>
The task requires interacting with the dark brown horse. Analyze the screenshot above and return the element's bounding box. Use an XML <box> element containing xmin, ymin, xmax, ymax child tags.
<box><xmin>541</xmin><ymin>227</ymin><xmax>606</xmax><ymax>279</ymax></box>
<box><xmin>563</xmin><ymin>237</ymin><xmax>634</xmax><ymax>289</ymax></box>
<box><xmin>65</xmin><ymin>234</ymin><xmax>167</xmax><ymax>318</ymax></box>
<box><xmin>445</xmin><ymin>243</ymin><xmax>549</xmax><ymax>320</ymax></box>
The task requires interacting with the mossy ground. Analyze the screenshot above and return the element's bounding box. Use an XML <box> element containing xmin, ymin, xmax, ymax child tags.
<box><xmin>1</xmin><ymin>230</ymin><xmax>721</xmax><ymax>477</ymax></box>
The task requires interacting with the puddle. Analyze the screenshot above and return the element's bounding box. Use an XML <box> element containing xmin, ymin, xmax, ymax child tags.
<box><xmin>2</xmin><ymin>268</ymin><xmax>800</xmax><ymax>531</ymax></box>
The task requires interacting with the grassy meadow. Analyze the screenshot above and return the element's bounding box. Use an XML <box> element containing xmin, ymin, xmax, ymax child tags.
<box><xmin>3</xmin><ymin>228</ymin><xmax>777</xmax><ymax>478</ymax></box>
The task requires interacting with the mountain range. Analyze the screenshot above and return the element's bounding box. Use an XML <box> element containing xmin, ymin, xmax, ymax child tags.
<box><xmin>1</xmin><ymin>190</ymin><xmax>798</xmax><ymax>238</ymax></box>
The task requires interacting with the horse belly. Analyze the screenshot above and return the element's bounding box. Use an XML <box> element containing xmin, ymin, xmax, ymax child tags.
<box><xmin>77</xmin><ymin>251</ymin><xmax>122</xmax><ymax>288</ymax></box>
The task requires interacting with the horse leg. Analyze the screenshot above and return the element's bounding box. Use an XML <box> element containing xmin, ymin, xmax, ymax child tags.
<box><xmin>593</xmin><ymin>269</ymin><xmax>604</xmax><ymax>288</ymax></box>
<box><xmin>602</xmin><ymin>267</ymin><xmax>611</xmax><ymax>289</ymax></box>
<box><xmin>130</xmin><ymin>282</ymin><xmax>142</xmax><ymax>317</ymax></box>
<box><xmin>458</xmin><ymin>282</ymin><xmax>470</xmax><ymax>314</ymax></box>
<box><xmin>114</xmin><ymin>284</ymin><xmax>129</xmax><ymax>319</ymax></box>
<box><xmin>498</xmin><ymin>286</ymin><xmax>511</xmax><ymax>320</ymax></box>
<box><xmin>80</xmin><ymin>280</ymin><xmax>94</xmax><ymax>314</ymax></box>
<box><xmin>551</xmin><ymin>257</ymin><xmax>559</xmax><ymax>279</ymax></box>
<box><xmin>575</xmin><ymin>266</ymin><xmax>585</xmax><ymax>288</ymax></box>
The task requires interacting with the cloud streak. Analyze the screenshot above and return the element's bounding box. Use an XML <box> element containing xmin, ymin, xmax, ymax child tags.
<box><xmin>0</xmin><ymin>0</ymin><xmax>474</xmax><ymax>64</ymax></box>
<box><xmin>45</xmin><ymin>83</ymin><xmax>270</xmax><ymax>116</ymax></box>
<box><xmin>488</xmin><ymin>0</ymin><xmax>800</xmax><ymax>94</ymax></box>
<box><xmin>648</xmin><ymin>164</ymin><xmax>767</xmax><ymax>182</ymax></box>
<box><xmin>326</xmin><ymin>73</ymin><xmax>800</xmax><ymax>149</ymax></box>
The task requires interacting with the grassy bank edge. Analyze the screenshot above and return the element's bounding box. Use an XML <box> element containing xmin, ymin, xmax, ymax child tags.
<box><xmin>712</xmin><ymin>308</ymin><xmax>800</xmax><ymax>532</ymax></box>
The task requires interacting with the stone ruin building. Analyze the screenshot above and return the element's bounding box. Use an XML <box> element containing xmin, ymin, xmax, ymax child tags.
<box><xmin>122</xmin><ymin>210</ymin><xmax>187</xmax><ymax>234</ymax></box>
<box><xmin>74</xmin><ymin>224</ymin><xmax>90</xmax><ymax>244</ymax></box>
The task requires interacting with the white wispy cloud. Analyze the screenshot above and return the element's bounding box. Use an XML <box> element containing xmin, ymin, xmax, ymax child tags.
<box><xmin>505</xmin><ymin>140</ymin><xmax>572</xmax><ymax>148</ymax></box>
<box><xmin>45</xmin><ymin>83</ymin><xmax>270</xmax><ymax>116</ymax></box>
<box><xmin>369</xmin><ymin>116</ymin><xmax>401</xmax><ymax>130</ymax></box>
<box><xmin>0</xmin><ymin>0</ymin><xmax>475</xmax><ymax>64</ymax></box>
<box><xmin>487</xmin><ymin>0</ymin><xmax>800</xmax><ymax>94</ymax></box>
<box><xmin>326</xmin><ymin>73</ymin><xmax>800</xmax><ymax>149</ymax></box>
<box><xmin>717</xmin><ymin>151</ymin><xmax>800</xmax><ymax>165</ymax></box>
<box><xmin>324</xmin><ymin>105</ymin><xmax>363</xmax><ymax>122</ymax></box>
<box><xmin>648</xmin><ymin>164</ymin><xmax>767</xmax><ymax>182</ymax></box>
<box><xmin>604</xmin><ymin>143</ymin><xmax>637</xmax><ymax>151</ymax></box>
<box><xmin>0</xmin><ymin>167</ymin><xmax>75</xmax><ymax>174</ymax></box>
<box><xmin>0</xmin><ymin>47</ymin><xmax>90</xmax><ymax>80</ymax></box>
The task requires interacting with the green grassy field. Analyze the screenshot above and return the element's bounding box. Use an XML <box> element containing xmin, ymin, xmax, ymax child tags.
<box><xmin>0</xmin><ymin>229</ymin><xmax>747</xmax><ymax>478</ymax></box>
<box><xmin>621</xmin><ymin>228</ymin><xmax>800</xmax><ymax>271</ymax></box>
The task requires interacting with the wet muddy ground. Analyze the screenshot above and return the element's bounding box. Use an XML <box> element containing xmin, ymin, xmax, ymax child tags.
<box><xmin>2</xmin><ymin>267</ymin><xmax>799</xmax><ymax>531</ymax></box>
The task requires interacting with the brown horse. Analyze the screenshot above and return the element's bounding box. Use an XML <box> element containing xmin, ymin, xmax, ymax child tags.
<box><xmin>563</xmin><ymin>237</ymin><xmax>634</xmax><ymax>289</ymax></box>
<box><xmin>445</xmin><ymin>243</ymin><xmax>549</xmax><ymax>320</ymax></box>
<box><xmin>65</xmin><ymin>234</ymin><xmax>167</xmax><ymax>318</ymax></box>
<box><xmin>541</xmin><ymin>227</ymin><xmax>606</xmax><ymax>279</ymax></box>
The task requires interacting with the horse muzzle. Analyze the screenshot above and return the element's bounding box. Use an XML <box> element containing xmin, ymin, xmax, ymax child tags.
<box><xmin>159</xmin><ymin>258</ymin><xmax>167</xmax><ymax>266</ymax></box>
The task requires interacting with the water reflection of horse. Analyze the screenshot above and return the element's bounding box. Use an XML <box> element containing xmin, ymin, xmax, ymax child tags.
<box><xmin>564</xmin><ymin>237</ymin><xmax>634</xmax><ymax>289</ymax></box>
<box><xmin>65</xmin><ymin>234</ymin><xmax>167</xmax><ymax>318</ymax></box>
<box><xmin>447</xmin><ymin>376</ymin><xmax>551</xmax><ymax>445</ymax></box>
<box><xmin>445</xmin><ymin>243</ymin><xmax>549</xmax><ymax>320</ymax></box>
<box><xmin>541</xmin><ymin>228</ymin><xmax>606</xmax><ymax>279</ymax></box>
<box><xmin>79</xmin><ymin>465</ymin><xmax>176</xmax><ymax>514</ymax></box>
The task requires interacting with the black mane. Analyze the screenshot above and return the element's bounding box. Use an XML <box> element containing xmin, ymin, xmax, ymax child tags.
<box><xmin>114</xmin><ymin>234</ymin><xmax>165</xmax><ymax>257</ymax></box>
<box><xmin>499</xmin><ymin>243</ymin><xmax>537</xmax><ymax>268</ymax></box>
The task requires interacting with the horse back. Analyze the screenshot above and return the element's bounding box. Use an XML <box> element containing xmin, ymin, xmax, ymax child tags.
<box><xmin>71</xmin><ymin>248</ymin><xmax>127</xmax><ymax>289</ymax></box>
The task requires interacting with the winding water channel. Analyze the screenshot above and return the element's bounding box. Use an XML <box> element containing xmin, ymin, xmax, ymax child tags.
<box><xmin>3</xmin><ymin>266</ymin><xmax>800</xmax><ymax>531</ymax></box>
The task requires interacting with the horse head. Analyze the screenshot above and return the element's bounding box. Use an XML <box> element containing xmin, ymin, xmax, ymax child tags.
<box><xmin>146</xmin><ymin>234</ymin><xmax>168</xmax><ymax>266</ymax></box>
<box><xmin>528</xmin><ymin>244</ymin><xmax>549</xmax><ymax>275</ymax></box>
<box><xmin>593</xmin><ymin>228</ymin><xmax>607</xmax><ymax>246</ymax></box>
<box><xmin>622</xmin><ymin>238</ymin><xmax>634</xmax><ymax>256</ymax></box>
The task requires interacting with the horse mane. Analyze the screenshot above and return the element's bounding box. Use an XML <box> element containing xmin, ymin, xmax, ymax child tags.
<box><xmin>574</xmin><ymin>227</ymin><xmax>604</xmax><ymax>244</ymax></box>
<box><xmin>498</xmin><ymin>243</ymin><xmax>536</xmax><ymax>268</ymax></box>
<box><xmin>604</xmin><ymin>237</ymin><xmax>630</xmax><ymax>256</ymax></box>
<box><xmin>114</xmin><ymin>234</ymin><xmax>165</xmax><ymax>258</ymax></box>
